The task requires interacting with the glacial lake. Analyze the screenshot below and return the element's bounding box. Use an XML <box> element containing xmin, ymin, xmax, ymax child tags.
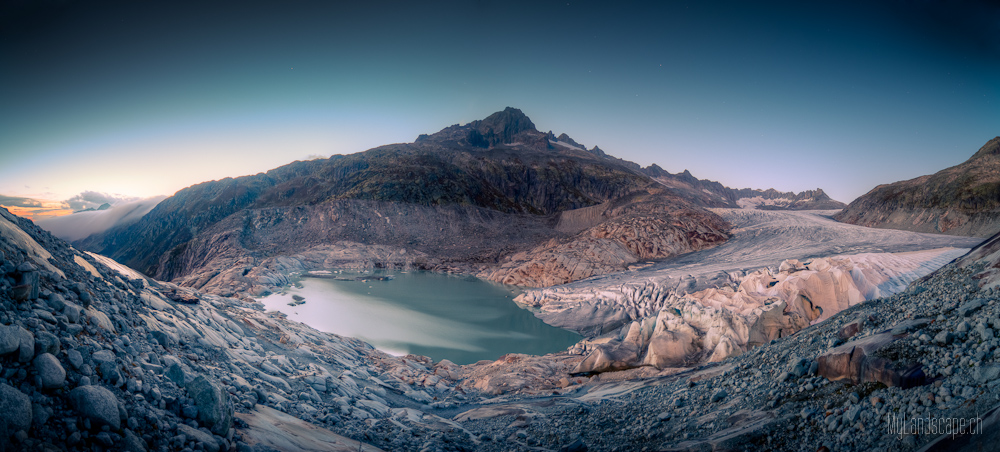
<box><xmin>259</xmin><ymin>270</ymin><xmax>581</xmax><ymax>364</ymax></box>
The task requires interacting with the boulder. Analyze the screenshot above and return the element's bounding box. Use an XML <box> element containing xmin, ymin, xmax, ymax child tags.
<box><xmin>33</xmin><ymin>353</ymin><xmax>65</xmax><ymax>389</ymax></box>
<box><xmin>816</xmin><ymin>332</ymin><xmax>926</xmax><ymax>388</ymax></box>
<box><xmin>838</xmin><ymin>319</ymin><xmax>864</xmax><ymax>340</ymax></box>
<box><xmin>186</xmin><ymin>375</ymin><xmax>233</xmax><ymax>436</ymax></box>
<box><xmin>176</xmin><ymin>424</ymin><xmax>220</xmax><ymax>452</ymax></box>
<box><xmin>123</xmin><ymin>429</ymin><xmax>148</xmax><ymax>452</ymax></box>
<box><xmin>571</xmin><ymin>341</ymin><xmax>640</xmax><ymax>375</ymax></box>
<box><xmin>15</xmin><ymin>327</ymin><xmax>32</xmax><ymax>363</ymax></box>
<box><xmin>958</xmin><ymin>298</ymin><xmax>986</xmax><ymax>318</ymax></box>
<box><xmin>44</xmin><ymin>293</ymin><xmax>65</xmax><ymax>312</ymax></box>
<box><xmin>0</xmin><ymin>325</ymin><xmax>19</xmax><ymax>355</ymax></box>
<box><xmin>34</xmin><ymin>331</ymin><xmax>59</xmax><ymax>356</ymax></box>
<box><xmin>12</xmin><ymin>268</ymin><xmax>39</xmax><ymax>301</ymax></box>
<box><xmin>0</xmin><ymin>384</ymin><xmax>30</xmax><ymax>445</ymax></box>
<box><xmin>69</xmin><ymin>385</ymin><xmax>121</xmax><ymax>429</ymax></box>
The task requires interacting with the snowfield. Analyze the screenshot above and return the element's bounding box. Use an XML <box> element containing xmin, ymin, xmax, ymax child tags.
<box><xmin>515</xmin><ymin>209</ymin><xmax>983</xmax><ymax>373</ymax></box>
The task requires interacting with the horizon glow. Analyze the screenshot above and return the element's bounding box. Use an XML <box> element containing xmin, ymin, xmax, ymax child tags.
<box><xmin>1</xmin><ymin>1</ymin><xmax>997</xmax><ymax>217</ymax></box>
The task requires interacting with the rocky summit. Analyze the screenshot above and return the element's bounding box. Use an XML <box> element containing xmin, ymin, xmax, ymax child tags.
<box><xmin>835</xmin><ymin>137</ymin><xmax>1000</xmax><ymax>237</ymax></box>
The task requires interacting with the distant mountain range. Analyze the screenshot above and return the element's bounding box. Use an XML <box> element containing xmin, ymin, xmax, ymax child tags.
<box><xmin>75</xmin><ymin>108</ymin><xmax>845</xmax><ymax>294</ymax></box>
<box><xmin>835</xmin><ymin>137</ymin><xmax>1000</xmax><ymax>237</ymax></box>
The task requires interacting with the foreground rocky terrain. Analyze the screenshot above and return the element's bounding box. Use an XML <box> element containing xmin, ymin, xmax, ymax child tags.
<box><xmin>4</xmin><ymin>189</ymin><xmax>1000</xmax><ymax>451</ymax></box>
<box><xmin>835</xmin><ymin>136</ymin><xmax>1000</xmax><ymax>237</ymax></box>
<box><xmin>70</xmin><ymin>109</ymin><xmax>844</xmax><ymax>297</ymax></box>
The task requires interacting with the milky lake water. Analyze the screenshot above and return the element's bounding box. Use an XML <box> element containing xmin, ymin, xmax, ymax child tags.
<box><xmin>259</xmin><ymin>270</ymin><xmax>581</xmax><ymax>364</ymax></box>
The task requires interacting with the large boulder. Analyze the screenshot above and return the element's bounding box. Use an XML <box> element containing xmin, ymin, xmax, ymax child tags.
<box><xmin>816</xmin><ymin>331</ymin><xmax>926</xmax><ymax>388</ymax></box>
<box><xmin>69</xmin><ymin>385</ymin><xmax>121</xmax><ymax>429</ymax></box>
<box><xmin>571</xmin><ymin>341</ymin><xmax>640</xmax><ymax>375</ymax></box>
<box><xmin>0</xmin><ymin>325</ymin><xmax>19</xmax><ymax>355</ymax></box>
<box><xmin>186</xmin><ymin>375</ymin><xmax>233</xmax><ymax>436</ymax></box>
<box><xmin>33</xmin><ymin>353</ymin><xmax>65</xmax><ymax>389</ymax></box>
<box><xmin>0</xmin><ymin>384</ymin><xmax>30</xmax><ymax>445</ymax></box>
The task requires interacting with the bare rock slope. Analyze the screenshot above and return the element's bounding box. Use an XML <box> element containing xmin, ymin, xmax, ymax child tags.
<box><xmin>77</xmin><ymin>109</ymin><xmax>740</xmax><ymax>294</ymax></box>
<box><xmin>834</xmin><ymin>136</ymin><xmax>1000</xmax><ymax>237</ymax></box>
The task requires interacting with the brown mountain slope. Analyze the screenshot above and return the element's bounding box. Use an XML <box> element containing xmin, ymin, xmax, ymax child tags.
<box><xmin>834</xmin><ymin>137</ymin><xmax>1000</xmax><ymax>237</ymax></box>
<box><xmin>79</xmin><ymin>108</ymin><xmax>731</xmax><ymax>294</ymax></box>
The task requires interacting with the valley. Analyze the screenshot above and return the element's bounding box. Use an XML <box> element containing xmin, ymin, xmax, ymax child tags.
<box><xmin>2</xmin><ymin>108</ymin><xmax>997</xmax><ymax>452</ymax></box>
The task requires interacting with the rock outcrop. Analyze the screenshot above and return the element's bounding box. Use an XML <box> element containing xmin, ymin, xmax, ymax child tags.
<box><xmin>482</xmin><ymin>188</ymin><xmax>731</xmax><ymax>287</ymax></box>
<box><xmin>835</xmin><ymin>136</ymin><xmax>1000</xmax><ymax>237</ymax></box>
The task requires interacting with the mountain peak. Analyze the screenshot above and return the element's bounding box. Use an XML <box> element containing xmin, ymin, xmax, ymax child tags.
<box><xmin>970</xmin><ymin>136</ymin><xmax>1000</xmax><ymax>160</ymax></box>
<box><xmin>419</xmin><ymin>107</ymin><xmax>543</xmax><ymax>148</ymax></box>
<box><xmin>469</xmin><ymin>107</ymin><xmax>537</xmax><ymax>147</ymax></box>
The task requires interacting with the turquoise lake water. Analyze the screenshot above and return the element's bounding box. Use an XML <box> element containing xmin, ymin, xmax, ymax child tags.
<box><xmin>259</xmin><ymin>270</ymin><xmax>581</xmax><ymax>364</ymax></box>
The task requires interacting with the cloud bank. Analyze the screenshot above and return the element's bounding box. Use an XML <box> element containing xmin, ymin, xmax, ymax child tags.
<box><xmin>35</xmin><ymin>195</ymin><xmax>166</xmax><ymax>242</ymax></box>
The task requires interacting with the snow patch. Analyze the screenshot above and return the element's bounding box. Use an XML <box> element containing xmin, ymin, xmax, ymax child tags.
<box><xmin>549</xmin><ymin>140</ymin><xmax>585</xmax><ymax>151</ymax></box>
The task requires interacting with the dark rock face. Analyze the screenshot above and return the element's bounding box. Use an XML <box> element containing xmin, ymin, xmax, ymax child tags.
<box><xmin>834</xmin><ymin>136</ymin><xmax>1000</xmax><ymax>237</ymax></box>
<box><xmin>468</xmin><ymin>107</ymin><xmax>537</xmax><ymax>147</ymax></box>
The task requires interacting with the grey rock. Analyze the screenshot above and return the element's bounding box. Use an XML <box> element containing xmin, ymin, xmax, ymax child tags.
<box><xmin>974</xmin><ymin>364</ymin><xmax>1000</xmax><ymax>383</ymax></box>
<box><xmin>176</xmin><ymin>424</ymin><xmax>220</xmax><ymax>452</ymax></box>
<box><xmin>150</xmin><ymin>330</ymin><xmax>175</xmax><ymax>348</ymax></box>
<box><xmin>0</xmin><ymin>384</ymin><xmax>31</xmax><ymax>442</ymax></box>
<box><xmin>710</xmin><ymin>389</ymin><xmax>728</xmax><ymax>403</ymax></box>
<box><xmin>95</xmin><ymin>431</ymin><xmax>114</xmax><ymax>447</ymax></box>
<box><xmin>33</xmin><ymin>353</ymin><xmax>65</xmax><ymax>388</ymax></box>
<box><xmin>0</xmin><ymin>325</ymin><xmax>19</xmax><ymax>355</ymax></box>
<box><xmin>92</xmin><ymin>349</ymin><xmax>115</xmax><ymax>365</ymax></box>
<box><xmin>14</xmin><ymin>269</ymin><xmax>39</xmax><ymax>301</ymax></box>
<box><xmin>34</xmin><ymin>331</ymin><xmax>59</xmax><ymax>355</ymax></box>
<box><xmin>182</xmin><ymin>404</ymin><xmax>199</xmax><ymax>419</ymax></box>
<box><xmin>69</xmin><ymin>385</ymin><xmax>121</xmax><ymax>429</ymax></box>
<box><xmin>561</xmin><ymin>437</ymin><xmax>588</xmax><ymax>452</ymax></box>
<box><xmin>935</xmin><ymin>331</ymin><xmax>954</xmax><ymax>345</ymax></box>
<box><xmin>166</xmin><ymin>362</ymin><xmax>187</xmax><ymax>386</ymax></box>
<box><xmin>67</xmin><ymin>349</ymin><xmax>84</xmax><ymax>369</ymax></box>
<box><xmin>789</xmin><ymin>357</ymin><xmax>811</xmax><ymax>377</ymax></box>
<box><xmin>186</xmin><ymin>375</ymin><xmax>233</xmax><ymax>436</ymax></box>
<box><xmin>959</xmin><ymin>298</ymin><xmax>986</xmax><ymax>317</ymax></box>
<box><xmin>45</xmin><ymin>293</ymin><xmax>65</xmax><ymax>311</ymax></box>
<box><xmin>13</xmin><ymin>327</ymin><xmax>33</xmax><ymax>363</ymax></box>
<box><xmin>63</xmin><ymin>303</ymin><xmax>81</xmax><ymax>323</ymax></box>
<box><xmin>31</xmin><ymin>403</ymin><xmax>51</xmax><ymax>427</ymax></box>
<box><xmin>33</xmin><ymin>309</ymin><xmax>56</xmax><ymax>324</ymax></box>
<box><xmin>123</xmin><ymin>428</ymin><xmax>147</xmax><ymax>452</ymax></box>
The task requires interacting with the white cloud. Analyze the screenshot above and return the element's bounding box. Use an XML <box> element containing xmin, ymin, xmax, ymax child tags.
<box><xmin>36</xmin><ymin>196</ymin><xmax>166</xmax><ymax>242</ymax></box>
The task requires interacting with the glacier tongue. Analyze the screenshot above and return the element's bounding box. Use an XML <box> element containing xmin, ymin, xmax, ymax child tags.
<box><xmin>516</xmin><ymin>209</ymin><xmax>982</xmax><ymax>373</ymax></box>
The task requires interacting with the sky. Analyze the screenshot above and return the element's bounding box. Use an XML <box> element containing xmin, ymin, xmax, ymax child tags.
<box><xmin>1</xmin><ymin>0</ymin><xmax>998</xmax><ymax>218</ymax></box>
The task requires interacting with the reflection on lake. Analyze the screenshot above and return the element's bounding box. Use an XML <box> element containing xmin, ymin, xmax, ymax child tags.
<box><xmin>259</xmin><ymin>270</ymin><xmax>581</xmax><ymax>364</ymax></box>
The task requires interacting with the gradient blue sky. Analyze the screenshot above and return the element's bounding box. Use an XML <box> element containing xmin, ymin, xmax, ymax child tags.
<box><xmin>1</xmin><ymin>0</ymin><xmax>997</xmax><ymax>214</ymax></box>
